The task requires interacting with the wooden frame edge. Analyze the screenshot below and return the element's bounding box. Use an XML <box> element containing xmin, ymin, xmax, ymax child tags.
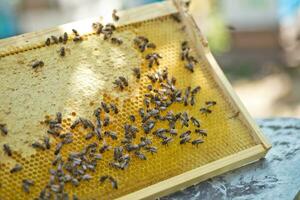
<box><xmin>116</xmin><ymin>144</ymin><xmax>267</xmax><ymax>200</ymax></box>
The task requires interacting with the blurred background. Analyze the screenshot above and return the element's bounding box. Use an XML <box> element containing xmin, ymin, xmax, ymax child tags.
<box><xmin>0</xmin><ymin>0</ymin><xmax>300</xmax><ymax>118</ymax></box>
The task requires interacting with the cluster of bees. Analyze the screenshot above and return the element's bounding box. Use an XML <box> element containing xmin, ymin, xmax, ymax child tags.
<box><xmin>1</xmin><ymin>10</ymin><xmax>218</xmax><ymax>200</ymax></box>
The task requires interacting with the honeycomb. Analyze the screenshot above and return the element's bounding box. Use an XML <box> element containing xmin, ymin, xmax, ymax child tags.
<box><xmin>0</xmin><ymin>15</ymin><xmax>257</xmax><ymax>200</ymax></box>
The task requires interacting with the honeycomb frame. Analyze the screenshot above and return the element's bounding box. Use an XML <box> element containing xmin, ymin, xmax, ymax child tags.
<box><xmin>0</xmin><ymin>1</ymin><xmax>271</xmax><ymax>200</ymax></box>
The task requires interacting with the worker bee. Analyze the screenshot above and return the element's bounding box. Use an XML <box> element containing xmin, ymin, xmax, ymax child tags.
<box><xmin>129</xmin><ymin>115</ymin><xmax>135</xmax><ymax>122</ymax></box>
<box><xmin>113</xmin><ymin>146</ymin><xmax>123</xmax><ymax>161</ymax></box>
<box><xmin>185</xmin><ymin>62</ymin><xmax>194</xmax><ymax>72</ymax></box>
<box><xmin>169</xmin><ymin>128</ymin><xmax>177</xmax><ymax>136</ymax></box>
<box><xmin>191</xmin><ymin>86</ymin><xmax>201</xmax><ymax>95</ymax></box>
<box><xmin>10</xmin><ymin>163</ymin><xmax>22</xmax><ymax>173</ymax></box>
<box><xmin>184</xmin><ymin>86</ymin><xmax>191</xmax><ymax>106</ymax></box>
<box><xmin>54</xmin><ymin>142</ymin><xmax>63</xmax><ymax>155</ymax></box>
<box><xmin>180</xmin><ymin>112</ymin><xmax>189</xmax><ymax>127</ymax></box>
<box><xmin>191</xmin><ymin>117</ymin><xmax>201</xmax><ymax>128</ymax></box>
<box><xmin>82</xmin><ymin>174</ymin><xmax>93</xmax><ymax>181</ymax></box>
<box><xmin>22</xmin><ymin>179</ymin><xmax>34</xmax><ymax>193</ymax></box>
<box><xmin>0</xmin><ymin>123</ymin><xmax>8</xmax><ymax>135</ymax></box>
<box><xmin>144</xmin><ymin>146</ymin><xmax>157</xmax><ymax>154</ymax></box>
<box><xmin>145</xmin><ymin>53</ymin><xmax>162</xmax><ymax>68</ymax></box>
<box><xmin>32</xmin><ymin>141</ymin><xmax>46</xmax><ymax>150</ymax></box>
<box><xmin>52</xmin><ymin>154</ymin><xmax>62</xmax><ymax>166</ymax></box>
<box><xmin>70</xmin><ymin>119</ymin><xmax>81</xmax><ymax>129</ymax></box>
<box><xmin>161</xmin><ymin>137</ymin><xmax>173</xmax><ymax>146</ymax></box>
<box><xmin>206</xmin><ymin>101</ymin><xmax>217</xmax><ymax>107</ymax></box>
<box><xmin>71</xmin><ymin>178</ymin><xmax>79</xmax><ymax>187</ymax></box>
<box><xmin>73</xmin><ymin>35</ymin><xmax>82</xmax><ymax>42</ymax></box>
<box><xmin>142</xmin><ymin>120</ymin><xmax>155</xmax><ymax>134</ymax></box>
<box><xmin>99</xmin><ymin>141</ymin><xmax>111</xmax><ymax>153</ymax></box>
<box><xmin>192</xmin><ymin>138</ymin><xmax>204</xmax><ymax>147</ymax></box>
<box><xmin>63</xmin><ymin>32</ymin><xmax>68</xmax><ymax>44</ymax></box>
<box><xmin>112</xmin><ymin>9</ymin><xmax>120</xmax><ymax>21</ymax></box>
<box><xmin>179</xmin><ymin>130</ymin><xmax>191</xmax><ymax>138</ymax></box>
<box><xmin>72</xmin><ymin>29</ymin><xmax>79</xmax><ymax>36</ymax></box>
<box><xmin>95</xmin><ymin>127</ymin><xmax>103</xmax><ymax>140</ymax></box>
<box><xmin>51</xmin><ymin>35</ymin><xmax>59</xmax><ymax>44</ymax></box>
<box><xmin>56</xmin><ymin>112</ymin><xmax>62</xmax><ymax>124</ymax></box>
<box><xmin>180</xmin><ymin>135</ymin><xmax>191</xmax><ymax>144</ymax></box>
<box><xmin>101</xmin><ymin>102</ymin><xmax>110</xmax><ymax>113</ymax></box>
<box><xmin>92</xmin><ymin>22</ymin><xmax>103</xmax><ymax>34</ymax></box>
<box><xmin>104</xmin><ymin>131</ymin><xmax>117</xmax><ymax>140</ymax></box>
<box><xmin>139</xmin><ymin>108</ymin><xmax>145</xmax><ymax>118</ymax></box>
<box><xmin>195</xmin><ymin>129</ymin><xmax>207</xmax><ymax>136</ymax></box>
<box><xmin>135</xmin><ymin>151</ymin><xmax>147</xmax><ymax>160</ymax></box>
<box><xmin>119</xmin><ymin>76</ymin><xmax>128</xmax><ymax>87</ymax></box>
<box><xmin>94</xmin><ymin>107</ymin><xmax>102</xmax><ymax>118</ymax></box>
<box><xmin>147</xmin><ymin>84</ymin><xmax>153</xmax><ymax>91</ymax></box>
<box><xmin>199</xmin><ymin>107</ymin><xmax>212</xmax><ymax>115</ymax></box>
<box><xmin>113</xmin><ymin>79</ymin><xmax>124</xmax><ymax>90</ymax></box>
<box><xmin>111</xmin><ymin>37</ymin><xmax>123</xmax><ymax>45</ymax></box>
<box><xmin>124</xmin><ymin>143</ymin><xmax>140</xmax><ymax>152</ymax></box>
<box><xmin>99</xmin><ymin>175</ymin><xmax>109</xmax><ymax>184</ymax></box>
<box><xmin>132</xmin><ymin>67</ymin><xmax>141</xmax><ymax>79</ymax></box>
<box><xmin>103</xmin><ymin>115</ymin><xmax>110</xmax><ymax>127</ymax></box>
<box><xmin>228</xmin><ymin>111</ymin><xmax>240</xmax><ymax>119</ymax></box>
<box><xmin>45</xmin><ymin>38</ymin><xmax>51</xmax><ymax>46</ymax></box>
<box><xmin>109</xmin><ymin>162</ymin><xmax>123</xmax><ymax>170</ymax></box>
<box><xmin>147</xmin><ymin>74</ymin><xmax>157</xmax><ymax>83</ymax></box>
<box><xmin>110</xmin><ymin>103</ymin><xmax>119</xmax><ymax>114</ymax></box>
<box><xmin>59</xmin><ymin>47</ymin><xmax>66</xmax><ymax>57</ymax></box>
<box><xmin>31</xmin><ymin>60</ymin><xmax>44</xmax><ymax>69</ymax></box>
<box><xmin>58</xmin><ymin>36</ymin><xmax>63</xmax><ymax>43</ymax></box>
<box><xmin>85</xmin><ymin>132</ymin><xmax>95</xmax><ymax>140</ymax></box>
<box><xmin>44</xmin><ymin>136</ymin><xmax>51</xmax><ymax>149</ymax></box>
<box><xmin>47</xmin><ymin>129</ymin><xmax>60</xmax><ymax>137</ymax></box>
<box><xmin>109</xmin><ymin>176</ymin><xmax>118</xmax><ymax>189</ymax></box>
<box><xmin>80</xmin><ymin>118</ymin><xmax>95</xmax><ymax>129</ymax></box>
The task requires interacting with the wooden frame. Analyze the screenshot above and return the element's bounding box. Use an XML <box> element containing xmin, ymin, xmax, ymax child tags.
<box><xmin>0</xmin><ymin>1</ymin><xmax>271</xmax><ymax>199</ymax></box>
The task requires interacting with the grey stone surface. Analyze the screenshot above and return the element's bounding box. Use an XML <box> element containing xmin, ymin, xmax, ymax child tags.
<box><xmin>161</xmin><ymin>118</ymin><xmax>300</xmax><ymax>200</ymax></box>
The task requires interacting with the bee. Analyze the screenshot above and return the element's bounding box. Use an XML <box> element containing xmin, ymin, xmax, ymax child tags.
<box><xmin>112</xmin><ymin>9</ymin><xmax>119</xmax><ymax>21</ymax></box>
<box><xmin>195</xmin><ymin>129</ymin><xmax>207</xmax><ymax>136</ymax></box>
<box><xmin>109</xmin><ymin>176</ymin><xmax>118</xmax><ymax>189</ymax></box>
<box><xmin>145</xmin><ymin>53</ymin><xmax>162</xmax><ymax>68</ymax></box>
<box><xmin>101</xmin><ymin>102</ymin><xmax>110</xmax><ymax>113</ymax></box>
<box><xmin>206</xmin><ymin>101</ymin><xmax>217</xmax><ymax>107</ymax></box>
<box><xmin>94</xmin><ymin>107</ymin><xmax>102</xmax><ymax>118</ymax></box>
<box><xmin>0</xmin><ymin>123</ymin><xmax>8</xmax><ymax>135</ymax></box>
<box><xmin>63</xmin><ymin>32</ymin><xmax>68</xmax><ymax>44</ymax></box>
<box><xmin>82</xmin><ymin>174</ymin><xmax>92</xmax><ymax>181</ymax></box>
<box><xmin>59</xmin><ymin>132</ymin><xmax>72</xmax><ymax>139</ymax></box>
<box><xmin>85</xmin><ymin>132</ymin><xmax>95</xmax><ymax>140</ymax></box>
<box><xmin>95</xmin><ymin>127</ymin><xmax>103</xmax><ymax>140</ymax></box>
<box><xmin>103</xmin><ymin>115</ymin><xmax>110</xmax><ymax>127</ymax></box>
<box><xmin>113</xmin><ymin>79</ymin><xmax>124</xmax><ymax>90</ymax></box>
<box><xmin>32</xmin><ymin>141</ymin><xmax>46</xmax><ymax>150</ymax></box>
<box><xmin>47</xmin><ymin>129</ymin><xmax>60</xmax><ymax>137</ymax></box>
<box><xmin>200</xmin><ymin>108</ymin><xmax>212</xmax><ymax>115</ymax></box>
<box><xmin>144</xmin><ymin>98</ymin><xmax>150</xmax><ymax>108</ymax></box>
<box><xmin>191</xmin><ymin>86</ymin><xmax>201</xmax><ymax>95</ymax></box>
<box><xmin>45</xmin><ymin>38</ymin><xmax>51</xmax><ymax>46</ymax></box>
<box><xmin>111</xmin><ymin>37</ymin><xmax>123</xmax><ymax>45</ymax></box>
<box><xmin>161</xmin><ymin>137</ymin><xmax>173</xmax><ymax>146</ymax></box>
<box><xmin>71</xmin><ymin>178</ymin><xmax>80</xmax><ymax>187</ymax></box>
<box><xmin>73</xmin><ymin>35</ymin><xmax>82</xmax><ymax>42</ymax></box>
<box><xmin>31</xmin><ymin>60</ymin><xmax>44</xmax><ymax>69</ymax></box>
<box><xmin>144</xmin><ymin>146</ymin><xmax>157</xmax><ymax>154</ymax></box>
<box><xmin>192</xmin><ymin>138</ymin><xmax>204</xmax><ymax>147</ymax></box>
<box><xmin>72</xmin><ymin>29</ymin><xmax>79</xmax><ymax>36</ymax></box>
<box><xmin>129</xmin><ymin>115</ymin><xmax>135</xmax><ymax>122</ymax></box>
<box><xmin>169</xmin><ymin>129</ymin><xmax>177</xmax><ymax>136</ymax></box>
<box><xmin>135</xmin><ymin>151</ymin><xmax>147</xmax><ymax>160</ymax></box>
<box><xmin>132</xmin><ymin>67</ymin><xmax>141</xmax><ymax>79</ymax></box>
<box><xmin>181</xmin><ymin>45</ymin><xmax>190</xmax><ymax>61</ymax></box>
<box><xmin>110</xmin><ymin>103</ymin><xmax>119</xmax><ymax>114</ymax></box>
<box><xmin>180</xmin><ymin>135</ymin><xmax>191</xmax><ymax>144</ymax></box>
<box><xmin>190</xmin><ymin>95</ymin><xmax>196</xmax><ymax>106</ymax></box>
<box><xmin>56</xmin><ymin>112</ymin><xmax>62</xmax><ymax>124</ymax></box>
<box><xmin>147</xmin><ymin>84</ymin><xmax>153</xmax><ymax>91</ymax></box>
<box><xmin>59</xmin><ymin>47</ymin><xmax>66</xmax><ymax>57</ymax></box>
<box><xmin>113</xmin><ymin>146</ymin><xmax>123</xmax><ymax>161</ymax></box>
<box><xmin>44</xmin><ymin>136</ymin><xmax>51</xmax><ymax>149</ymax></box>
<box><xmin>80</xmin><ymin>118</ymin><xmax>95</xmax><ymax>129</ymax></box>
<box><xmin>191</xmin><ymin>117</ymin><xmax>201</xmax><ymax>128</ymax></box>
<box><xmin>104</xmin><ymin>131</ymin><xmax>117</xmax><ymax>140</ymax></box>
<box><xmin>179</xmin><ymin>130</ymin><xmax>191</xmax><ymax>138</ymax></box>
<box><xmin>146</xmin><ymin>74</ymin><xmax>157</xmax><ymax>83</ymax></box>
<box><xmin>70</xmin><ymin>118</ymin><xmax>81</xmax><ymax>129</ymax></box>
<box><xmin>100</xmin><ymin>175</ymin><xmax>109</xmax><ymax>183</ymax></box>
<box><xmin>54</xmin><ymin>142</ymin><xmax>63</xmax><ymax>155</ymax></box>
<box><xmin>146</xmin><ymin>42</ymin><xmax>156</xmax><ymax>49</ymax></box>
<box><xmin>148</xmin><ymin>109</ymin><xmax>159</xmax><ymax>117</ymax></box>
<box><xmin>58</xmin><ymin>36</ymin><xmax>63</xmax><ymax>43</ymax></box>
<box><xmin>119</xmin><ymin>76</ymin><xmax>128</xmax><ymax>87</ymax></box>
<box><xmin>52</xmin><ymin>154</ymin><xmax>62</xmax><ymax>166</ymax></box>
<box><xmin>22</xmin><ymin>179</ymin><xmax>34</xmax><ymax>193</ymax></box>
<box><xmin>51</xmin><ymin>35</ymin><xmax>59</xmax><ymax>44</ymax></box>
<box><xmin>180</xmin><ymin>112</ymin><xmax>189</xmax><ymax>127</ymax></box>
<box><xmin>142</xmin><ymin>120</ymin><xmax>155</xmax><ymax>134</ymax></box>
<box><xmin>109</xmin><ymin>162</ymin><xmax>123</xmax><ymax>170</ymax></box>
<box><xmin>184</xmin><ymin>86</ymin><xmax>191</xmax><ymax>106</ymax></box>
<box><xmin>10</xmin><ymin>163</ymin><xmax>22</xmax><ymax>173</ymax></box>
<box><xmin>124</xmin><ymin>143</ymin><xmax>140</xmax><ymax>152</ymax></box>
<box><xmin>228</xmin><ymin>111</ymin><xmax>240</xmax><ymax>119</ymax></box>
<box><xmin>139</xmin><ymin>108</ymin><xmax>145</xmax><ymax>118</ymax></box>
<box><xmin>62</xmin><ymin>136</ymin><xmax>73</xmax><ymax>144</ymax></box>
<box><xmin>92</xmin><ymin>22</ymin><xmax>103</xmax><ymax>34</ymax></box>
<box><xmin>99</xmin><ymin>141</ymin><xmax>111</xmax><ymax>153</ymax></box>
<box><xmin>185</xmin><ymin>62</ymin><xmax>194</xmax><ymax>72</ymax></box>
